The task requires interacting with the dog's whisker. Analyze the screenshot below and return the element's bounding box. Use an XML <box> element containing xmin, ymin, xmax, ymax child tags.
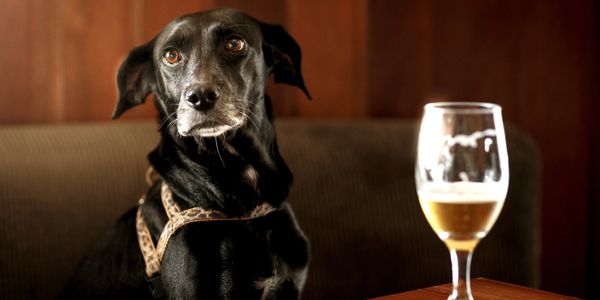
<box><xmin>229</xmin><ymin>103</ymin><xmax>261</xmax><ymax>133</ymax></box>
<box><xmin>159</xmin><ymin>111</ymin><xmax>178</xmax><ymax>129</ymax></box>
<box><xmin>229</xmin><ymin>99</ymin><xmax>262</xmax><ymax>124</ymax></box>
<box><xmin>241</xmin><ymin>111</ymin><xmax>261</xmax><ymax>133</ymax></box>
<box><xmin>214</xmin><ymin>137</ymin><xmax>226</xmax><ymax>167</ymax></box>
<box><xmin>231</xmin><ymin>99</ymin><xmax>262</xmax><ymax>120</ymax></box>
<box><xmin>241</xmin><ymin>108</ymin><xmax>263</xmax><ymax>131</ymax></box>
<box><xmin>237</xmin><ymin>104</ymin><xmax>260</xmax><ymax>121</ymax></box>
<box><xmin>167</xmin><ymin>117</ymin><xmax>178</xmax><ymax>130</ymax></box>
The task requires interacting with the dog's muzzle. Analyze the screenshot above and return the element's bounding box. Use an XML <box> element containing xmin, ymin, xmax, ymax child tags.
<box><xmin>136</xmin><ymin>168</ymin><xmax>277</xmax><ymax>298</ymax></box>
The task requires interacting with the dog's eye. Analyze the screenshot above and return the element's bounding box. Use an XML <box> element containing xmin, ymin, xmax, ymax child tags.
<box><xmin>225</xmin><ymin>38</ymin><xmax>247</xmax><ymax>54</ymax></box>
<box><xmin>163</xmin><ymin>49</ymin><xmax>181</xmax><ymax>65</ymax></box>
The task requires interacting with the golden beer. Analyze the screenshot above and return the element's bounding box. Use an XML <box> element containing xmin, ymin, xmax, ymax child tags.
<box><xmin>418</xmin><ymin>183</ymin><xmax>505</xmax><ymax>251</ymax></box>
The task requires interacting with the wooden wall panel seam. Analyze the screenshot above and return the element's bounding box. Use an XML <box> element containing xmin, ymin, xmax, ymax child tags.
<box><xmin>55</xmin><ymin>0</ymin><xmax>66</xmax><ymax>122</ymax></box>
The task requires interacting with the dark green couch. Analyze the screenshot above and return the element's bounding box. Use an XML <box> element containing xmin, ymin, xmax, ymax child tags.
<box><xmin>0</xmin><ymin>119</ymin><xmax>540</xmax><ymax>299</ymax></box>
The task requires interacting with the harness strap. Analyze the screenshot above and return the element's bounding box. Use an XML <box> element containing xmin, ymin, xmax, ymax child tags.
<box><xmin>135</xmin><ymin>172</ymin><xmax>277</xmax><ymax>281</ymax></box>
<box><xmin>160</xmin><ymin>182</ymin><xmax>181</xmax><ymax>219</ymax></box>
<box><xmin>135</xmin><ymin>197</ymin><xmax>161</xmax><ymax>278</ymax></box>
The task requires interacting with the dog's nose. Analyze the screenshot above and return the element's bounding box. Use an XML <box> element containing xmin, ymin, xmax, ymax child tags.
<box><xmin>185</xmin><ymin>87</ymin><xmax>220</xmax><ymax>111</ymax></box>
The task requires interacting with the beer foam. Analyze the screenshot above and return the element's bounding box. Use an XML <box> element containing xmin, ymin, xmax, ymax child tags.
<box><xmin>418</xmin><ymin>182</ymin><xmax>507</xmax><ymax>203</ymax></box>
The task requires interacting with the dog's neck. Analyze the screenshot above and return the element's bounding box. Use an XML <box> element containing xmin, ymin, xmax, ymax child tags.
<box><xmin>148</xmin><ymin>96</ymin><xmax>293</xmax><ymax>218</ymax></box>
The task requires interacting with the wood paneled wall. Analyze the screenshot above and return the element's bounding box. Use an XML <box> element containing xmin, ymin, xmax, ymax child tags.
<box><xmin>367</xmin><ymin>2</ymin><xmax>599</xmax><ymax>298</ymax></box>
<box><xmin>0</xmin><ymin>0</ymin><xmax>598</xmax><ymax>297</ymax></box>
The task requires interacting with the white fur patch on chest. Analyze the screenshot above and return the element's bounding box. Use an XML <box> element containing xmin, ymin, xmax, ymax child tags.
<box><xmin>244</xmin><ymin>165</ymin><xmax>259</xmax><ymax>185</ymax></box>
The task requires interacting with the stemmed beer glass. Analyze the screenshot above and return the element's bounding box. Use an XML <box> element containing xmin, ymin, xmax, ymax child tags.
<box><xmin>415</xmin><ymin>102</ymin><xmax>509</xmax><ymax>300</ymax></box>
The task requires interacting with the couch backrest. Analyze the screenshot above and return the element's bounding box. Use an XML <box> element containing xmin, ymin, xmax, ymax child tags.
<box><xmin>0</xmin><ymin>119</ymin><xmax>539</xmax><ymax>299</ymax></box>
<box><xmin>278</xmin><ymin>120</ymin><xmax>540</xmax><ymax>299</ymax></box>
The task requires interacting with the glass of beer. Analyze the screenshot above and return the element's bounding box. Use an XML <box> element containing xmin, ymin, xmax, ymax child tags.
<box><xmin>415</xmin><ymin>102</ymin><xmax>509</xmax><ymax>300</ymax></box>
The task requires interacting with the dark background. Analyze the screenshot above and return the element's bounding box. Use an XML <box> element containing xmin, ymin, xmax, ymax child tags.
<box><xmin>1</xmin><ymin>0</ymin><xmax>598</xmax><ymax>298</ymax></box>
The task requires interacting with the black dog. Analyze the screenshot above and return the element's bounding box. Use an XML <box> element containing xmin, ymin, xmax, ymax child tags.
<box><xmin>63</xmin><ymin>8</ymin><xmax>310</xmax><ymax>299</ymax></box>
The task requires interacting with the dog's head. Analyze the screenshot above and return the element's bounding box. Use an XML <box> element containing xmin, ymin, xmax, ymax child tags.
<box><xmin>112</xmin><ymin>8</ymin><xmax>310</xmax><ymax>138</ymax></box>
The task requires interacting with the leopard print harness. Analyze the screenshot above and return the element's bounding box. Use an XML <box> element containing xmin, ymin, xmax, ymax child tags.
<box><xmin>136</xmin><ymin>168</ymin><xmax>277</xmax><ymax>292</ymax></box>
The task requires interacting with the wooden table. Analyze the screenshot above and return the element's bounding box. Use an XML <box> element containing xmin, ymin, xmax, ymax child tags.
<box><xmin>369</xmin><ymin>278</ymin><xmax>579</xmax><ymax>300</ymax></box>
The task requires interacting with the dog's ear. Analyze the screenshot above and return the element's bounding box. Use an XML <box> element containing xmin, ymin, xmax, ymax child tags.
<box><xmin>112</xmin><ymin>39</ymin><xmax>156</xmax><ymax>119</ymax></box>
<box><xmin>260</xmin><ymin>23</ymin><xmax>312</xmax><ymax>100</ymax></box>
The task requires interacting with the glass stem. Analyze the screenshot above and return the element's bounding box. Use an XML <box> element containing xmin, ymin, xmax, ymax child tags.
<box><xmin>449</xmin><ymin>248</ymin><xmax>474</xmax><ymax>300</ymax></box>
